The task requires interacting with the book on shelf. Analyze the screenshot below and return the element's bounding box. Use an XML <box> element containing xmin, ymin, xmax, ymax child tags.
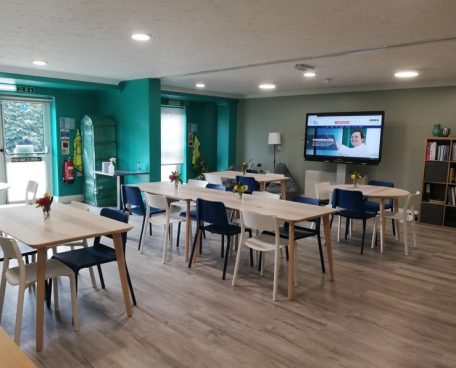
<box><xmin>426</xmin><ymin>141</ymin><xmax>450</xmax><ymax>161</ymax></box>
<box><xmin>452</xmin><ymin>142</ymin><xmax>456</xmax><ymax>161</ymax></box>
<box><xmin>426</xmin><ymin>199</ymin><xmax>445</xmax><ymax>205</ymax></box>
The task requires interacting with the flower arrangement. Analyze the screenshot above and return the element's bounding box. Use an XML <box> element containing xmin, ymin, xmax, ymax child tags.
<box><xmin>36</xmin><ymin>192</ymin><xmax>53</xmax><ymax>219</ymax></box>
<box><xmin>350</xmin><ymin>172</ymin><xmax>363</xmax><ymax>187</ymax></box>
<box><xmin>169</xmin><ymin>170</ymin><xmax>183</xmax><ymax>188</ymax></box>
<box><xmin>233</xmin><ymin>184</ymin><xmax>248</xmax><ymax>198</ymax></box>
<box><xmin>241</xmin><ymin>162</ymin><xmax>248</xmax><ymax>175</ymax></box>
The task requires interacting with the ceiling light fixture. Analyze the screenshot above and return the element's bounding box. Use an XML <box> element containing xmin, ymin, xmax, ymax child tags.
<box><xmin>195</xmin><ymin>83</ymin><xmax>206</xmax><ymax>88</ymax></box>
<box><xmin>0</xmin><ymin>84</ymin><xmax>17</xmax><ymax>92</ymax></box>
<box><xmin>394</xmin><ymin>70</ymin><xmax>419</xmax><ymax>78</ymax></box>
<box><xmin>131</xmin><ymin>33</ymin><xmax>151</xmax><ymax>41</ymax></box>
<box><xmin>259</xmin><ymin>83</ymin><xmax>276</xmax><ymax>90</ymax></box>
<box><xmin>32</xmin><ymin>60</ymin><xmax>47</xmax><ymax>66</ymax></box>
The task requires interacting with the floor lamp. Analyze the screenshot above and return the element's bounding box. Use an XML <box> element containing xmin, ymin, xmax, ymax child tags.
<box><xmin>268</xmin><ymin>132</ymin><xmax>281</xmax><ymax>173</ymax></box>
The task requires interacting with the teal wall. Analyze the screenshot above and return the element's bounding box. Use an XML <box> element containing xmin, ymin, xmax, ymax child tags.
<box><xmin>217</xmin><ymin>101</ymin><xmax>237</xmax><ymax>170</ymax></box>
<box><xmin>98</xmin><ymin>78</ymin><xmax>161</xmax><ymax>184</ymax></box>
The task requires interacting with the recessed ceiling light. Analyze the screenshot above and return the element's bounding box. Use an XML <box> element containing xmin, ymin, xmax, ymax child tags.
<box><xmin>195</xmin><ymin>83</ymin><xmax>206</xmax><ymax>88</ymax></box>
<box><xmin>259</xmin><ymin>83</ymin><xmax>276</xmax><ymax>90</ymax></box>
<box><xmin>32</xmin><ymin>60</ymin><xmax>47</xmax><ymax>66</ymax></box>
<box><xmin>394</xmin><ymin>70</ymin><xmax>419</xmax><ymax>78</ymax></box>
<box><xmin>131</xmin><ymin>33</ymin><xmax>150</xmax><ymax>41</ymax></box>
<box><xmin>303</xmin><ymin>71</ymin><xmax>316</xmax><ymax>78</ymax></box>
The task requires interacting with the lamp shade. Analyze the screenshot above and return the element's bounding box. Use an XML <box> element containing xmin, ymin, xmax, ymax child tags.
<box><xmin>268</xmin><ymin>132</ymin><xmax>281</xmax><ymax>145</ymax></box>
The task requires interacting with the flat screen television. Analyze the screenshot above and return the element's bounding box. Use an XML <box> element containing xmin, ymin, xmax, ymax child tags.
<box><xmin>304</xmin><ymin>111</ymin><xmax>385</xmax><ymax>165</ymax></box>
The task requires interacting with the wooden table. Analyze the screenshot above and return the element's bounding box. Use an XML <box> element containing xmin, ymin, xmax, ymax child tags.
<box><xmin>330</xmin><ymin>184</ymin><xmax>410</xmax><ymax>253</ymax></box>
<box><xmin>204</xmin><ymin>171</ymin><xmax>289</xmax><ymax>199</ymax></box>
<box><xmin>0</xmin><ymin>327</ymin><xmax>37</xmax><ymax>367</ymax></box>
<box><xmin>94</xmin><ymin>170</ymin><xmax>150</xmax><ymax>209</ymax></box>
<box><xmin>0</xmin><ymin>203</ymin><xmax>133</xmax><ymax>351</ymax></box>
<box><xmin>137</xmin><ymin>182</ymin><xmax>338</xmax><ymax>300</ymax></box>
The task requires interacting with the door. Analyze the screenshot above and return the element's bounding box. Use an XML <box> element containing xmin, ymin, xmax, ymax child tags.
<box><xmin>0</xmin><ymin>98</ymin><xmax>52</xmax><ymax>204</ymax></box>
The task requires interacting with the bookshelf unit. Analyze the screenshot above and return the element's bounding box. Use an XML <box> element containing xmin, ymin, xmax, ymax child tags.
<box><xmin>421</xmin><ymin>137</ymin><xmax>456</xmax><ymax>227</ymax></box>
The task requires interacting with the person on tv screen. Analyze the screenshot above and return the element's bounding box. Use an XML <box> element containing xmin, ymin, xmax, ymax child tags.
<box><xmin>337</xmin><ymin>129</ymin><xmax>370</xmax><ymax>157</ymax></box>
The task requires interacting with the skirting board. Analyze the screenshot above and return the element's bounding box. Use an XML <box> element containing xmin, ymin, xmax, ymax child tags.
<box><xmin>54</xmin><ymin>194</ymin><xmax>84</xmax><ymax>204</ymax></box>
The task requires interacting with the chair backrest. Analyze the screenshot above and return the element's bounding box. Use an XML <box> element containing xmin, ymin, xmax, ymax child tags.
<box><xmin>188</xmin><ymin>179</ymin><xmax>209</xmax><ymax>188</ymax></box>
<box><xmin>122</xmin><ymin>185</ymin><xmax>146</xmax><ymax>214</ymax></box>
<box><xmin>246</xmin><ymin>169</ymin><xmax>258</xmax><ymax>173</ymax></box>
<box><xmin>25</xmin><ymin>180</ymin><xmax>39</xmax><ymax>205</ymax></box>
<box><xmin>204</xmin><ymin>173</ymin><xmax>223</xmax><ymax>185</ymax></box>
<box><xmin>315</xmin><ymin>182</ymin><xmax>331</xmax><ymax>201</ymax></box>
<box><xmin>206</xmin><ymin>183</ymin><xmax>226</xmax><ymax>191</ymax></box>
<box><xmin>241</xmin><ymin>210</ymin><xmax>278</xmax><ymax>233</ymax></box>
<box><xmin>70</xmin><ymin>201</ymin><xmax>90</xmax><ymax>212</ymax></box>
<box><xmin>143</xmin><ymin>193</ymin><xmax>169</xmax><ymax>212</ymax></box>
<box><xmin>0</xmin><ymin>237</ymin><xmax>25</xmax><ymax>275</ymax></box>
<box><xmin>332</xmin><ymin>189</ymin><xmax>365</xmax><ymax>211</ymax></box>
<box><xmin>235</xmin><ymin>176</ymin><xmax>259</xmax><ymax>193</ymax></box>
<box><xmin>403</xmin><ymin>191</ymin><xmax>421</xmax><ymax>215</ymax></box>
<box><xmin>291</xmin><ymin>196</ymin><xmax>320</xmax><ymax>226</ymax></box>
<box><xmin>252</xmin><ymin>191</ymin><xmax>280</xmax><ymax>199</ymax></box>
<box><xmin>94</xmin><ymin>208</ymin><xmax>129</xmax><ymax>247</ymax></box>
<box><xmin>195</xmin><ymin>198</ymin><xmax>229</xmax><ymax>226</ymax></box>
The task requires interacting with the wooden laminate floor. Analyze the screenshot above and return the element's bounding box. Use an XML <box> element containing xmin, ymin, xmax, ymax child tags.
<box><xmin>1</xmin><ymin>214</ymin><xmax>455</xmax><ymax>368</ymax></box>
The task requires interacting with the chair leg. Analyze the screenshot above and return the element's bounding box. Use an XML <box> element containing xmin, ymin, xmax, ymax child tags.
<box><xmin>273</xmin><ymin>247</ymin><xmax>280</xmax><ymax>302</ymax></box>
<box><xmin>139</xmin><ymin>217</ymin><xmax>150</xmax><ymax>254</ymax></box>
<box><xmin>371</xmin><ymin>216</ymin><xmax>377</xmax><ymax>249</ymax></box>
<box><xmin>260</xmin><ymin>252</ymin><xmax>265</xmax><ymax>276</ymax></box>
<box><xmin>412</xmin><ymin>219</ymin><xmax>417</xmax><ymax>248</ymax></box>
<box><xmin>361</xmin><ymin>219</ymin><xmax>366</xmax><ymax>254</ymax></box>
<box><xmin>221</xmin><ymin>235</ymin><xmax>225</xmax><ymax>258</ymax></box>
<box><xmin>317</xmin><ymin>233</ymin><xmax>325</xmax><ymax>273</ymax></box>
<box><xmin>188</xmin><ymin>228</ymin><xmax>200</xmax><ymax>268</ymax></box>
<box><xmin>162</xmin><ymin>223</ymin><xmax>170</xmax><ymax>264</ymax></box>
<box><xmin>258</xmin><ymin>252</ymin><xmax>263</xmax><ymax>272</ymax></box>
<box><xmin>69</xmin><ymin>274</ymin><xmax>79</xmax><ymax>331</ymax></box>
<box><xmin>138</xmin><ymin>214</ymin><xmax>147</xmax><ymax>250</ymax></box>
<box><xmin>176</xmin><ymin>222</ymin><xmax>181</xmax><ymax>248</ymax></box>
<box><xmin>14</xmin><ymin>284</ymin><xmax>26</xmax><ymax>344</ymax></box>
<box><xmin>83</xmin><ymin>239</ymin><xmax>97</xmax><ymax>288</ymax></box>
<box><xmin>249</xmin><ymin>248</ymin><xmax>254</xmax><ymax>266</ymax></box>
<box><xmin>391</xmin><ymin>216</ymin><xmax>396</xmax><ymax>236</ymax></box>
<box><xmin>337</xmin><ymin>216</ymin><xmax>341</xmax><ymax>243</ymax></box>
<box><xmin>53</xmin><ymin>277</ymin><xmax>59</xmax><ymax>311</ymax></box>
<box><xmin>403</xmin><ymin>221</ymin><xmax>409</xmax><ymax>256</ymax></box>
<box><xmin>222</xmin><ymin>236</ymin><xmax>231</xmax><ymax>280</ymax></box>
<box><xmin>345</xmin><ymin>217</ymin><xmax>350</xmax><ymax>240</ymax></box>
<box><xmin>97</xmin><ymin>265</ymin><xmax>106</xmax><ymax>289</ymax></box>
<box><xmin>0</xmin><ymin>268</ymin><xmax>7</xmax><ymax>322</ymax></box>
<box><xmin>125</xmin><ymin>266</ymin><xmax>137</xmax><ymax>306</ymax></box>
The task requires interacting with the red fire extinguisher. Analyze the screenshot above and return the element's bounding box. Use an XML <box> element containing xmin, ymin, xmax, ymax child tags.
<box><xmin>63</xmin><ymin>157</ymin><xmax>74</xmax><ymax>184</ymax></box>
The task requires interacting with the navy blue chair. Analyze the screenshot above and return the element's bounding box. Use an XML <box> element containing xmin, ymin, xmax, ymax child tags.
<box><xmin>52</xmin><ymin>208</ymin><xmax>137</xmax><ymax>305</ymax></box>
<box><xmin>206</xmin><ymin>183</ymin><xmax>226</xmax><ymax>191</ymax></box>
<box><xmin>332</xmin><ymin>189</ymin><xmax>377</xmax><ymax>254</ymax></box>
<box><xmin>364</xmin><ymin>180</ymin><xmax>396</xmax><ymax>235</ymax></box>
<box><xmin>122</xmin><ymin>185</ymin><xmax>165</xmax><ymax>250</ymax></box>
<box><xmin>235</xmin><ymin>176</ymin><xmax>259</xmax><ymax>194</ymax></box>
<box><xmin>188</xmin><ymin>198</ymin><xmax>241</xmax><ymax>280</ymax></box>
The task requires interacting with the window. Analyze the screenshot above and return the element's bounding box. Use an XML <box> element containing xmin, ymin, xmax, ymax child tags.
<box><xmin>161</xmin><ymin>107</ymin><xmax>186</xmax><ymax>181</ymax></box>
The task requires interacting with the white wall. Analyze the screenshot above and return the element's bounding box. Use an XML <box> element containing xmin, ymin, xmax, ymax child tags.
<box><xmin>237</xmin><ymin>86</ymin><xmax>456</xmax><ymax>194</ymax></box>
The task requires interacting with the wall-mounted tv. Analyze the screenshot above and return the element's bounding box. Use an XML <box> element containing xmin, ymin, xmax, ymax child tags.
<box><xmin>304</xmin><ymin>111</ymin><xmax>384</xmax><ymax>165</ymax></box>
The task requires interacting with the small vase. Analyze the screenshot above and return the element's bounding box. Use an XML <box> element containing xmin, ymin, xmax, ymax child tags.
<box><xmin>242</xmin><ymin>169</ymin><xmax>246</xmax><ymax>175</ymax></box>
<box><xmin>353</xmin><ymin>180</ymin><xmax>358</xmax><ymax>188</ymax></box>
<box><xmin>174</xmin><ymin>181</ymin><xmax>179</xmax><ymax>190</ymax></box>
<box><xmin>432</xmin><ymin>124</ymin><xmax>441</xmax><ymax>137</ymax></box>
<box><xmin>43</xmin><ymin>208</ymin><xmax>50</xmax><ymax>219</ymax></box>
<box><xmin>238</xmin><ymin>193</ymin><xmax>243</xmax><ymax>199</ymax></box>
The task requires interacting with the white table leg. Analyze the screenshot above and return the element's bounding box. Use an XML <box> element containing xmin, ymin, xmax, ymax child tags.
<box><xmin>287</xmin><ymin>222</ymin><xmax>295</xmax><ymax>300</ymax></box>
<box><xmin>35</xmin><ymin>248</ymin><xmax>46</xmax><ymax>351</ymax></box>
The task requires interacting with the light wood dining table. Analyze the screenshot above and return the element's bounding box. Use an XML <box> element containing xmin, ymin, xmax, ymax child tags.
<box><xmin>204</xmin><ymin>171</ymin><xmax>289</xmax><ymax>199</ymax></box>
<box><xmin>330</xmin><ymin>184</ymin><xmax>410</xmax><ymax>253</ymax></box>
<box><xmin>136</xmin><ymin>182</ymin><xmax>338</xmax><ymax>300</ymax></box>
<box><xmin>0</xmin><ymin>203</ymin><xmax>133</xmax><ymax>351</ymax></box>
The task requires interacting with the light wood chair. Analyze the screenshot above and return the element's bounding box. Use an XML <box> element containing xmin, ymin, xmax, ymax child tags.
<box><xmin>232</xmin><ymin>210</ymin><xmax>287</xmax><ymax>301</ymax></box>
<box><xmin>204</xmin><ymin>173</ymin><xmax>223</xmax><ymax>185</ymax></box>
<box><xmin>24</xmin><ymin>180</ymin><xmax>39</xmax><ymax>205</ymax></box>
<box><xmin>0</xmin><ymin>237</ymin><xmax>79</xmax><ymax>344</ymax></box>
<box><xmin>373</xmin><ymin>191</ymin><xmax>420</xmax><ymax>255</ymax></box>
<box><xmin>140</xmin><ymin>193</ymin><xmax>184</xmax><ymax>263</ymax></box>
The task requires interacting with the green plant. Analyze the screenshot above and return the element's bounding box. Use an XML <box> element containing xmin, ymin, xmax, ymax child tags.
<box><xmin>192</xmin><ymin>156</ymin><xmax>208</xmax><ymax>180</ymax></box>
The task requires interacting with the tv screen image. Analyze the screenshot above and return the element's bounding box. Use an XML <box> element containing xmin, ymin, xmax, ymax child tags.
<box><xmin>304</xmin><ymin>111</ymin><xmax>384</xmax><ymax>165</ymax></box>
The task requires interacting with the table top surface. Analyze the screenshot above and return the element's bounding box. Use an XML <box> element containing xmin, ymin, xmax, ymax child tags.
<box><xmin>137</xmin><ymin>182</ymin><xmax>337</xmax><ymax>222</ymax></box>
<box><xmin>0</xmin><ymin>203</ymin><xmax>132</xmax><ymax>248</ymax></box>
<box><xmin>204</xmin><ymin>170</ymin><xmax>289</xmax><ymax>183</ymax></box>
<box><xmin>94</xmin><ymin>170</ymin><xmax>150</xmax><ymax>177</ymax></box>
<box><xmin>0</xmin><ymin>327</ymin><xmax>37</xmax><ymax>367</ymax></box>
<box><xmin>330</xmin><ymin>184</ymin><xmax>410</xmax><ymax>198</ymax></box>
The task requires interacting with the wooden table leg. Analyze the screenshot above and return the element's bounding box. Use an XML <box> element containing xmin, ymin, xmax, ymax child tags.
<box><xmin>259</xmin><ymin>182</ymin><xmax>266</xmax><ymax>192</ymax></box>
<box><xmin>379</xmin><ymin>199</ymin><xmax>385</xmax><ymax>254</ymax></box>
<box><xmin>113</xmin><ymin>233</ymin><xmax>132</xmax><ymax>317</ymax></box>
<box><xmin>322</xmin><ymin>215</ymin><xmax>335</xmax><ymax>281</ymax></box>
<box><xmin>280</xmin><ymin>180</ymin><xmax>286</xmax><ymax>199</ymax></box>
<box><xmin>287</xmin><ymin>222</ymin><xmax>295</xmax><ymax>300</ymax></box>
<box><xmin>35</xmin><ymin>248</ymin><xmax>46</xmax><ymax>351</ymax></box>
<box><xmin>185</xmin><ymin>201</ymin><xmax>190</xmax><ymax>263</ymax></box>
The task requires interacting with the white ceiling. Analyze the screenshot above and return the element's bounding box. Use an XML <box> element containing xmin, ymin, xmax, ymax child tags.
<box><xmin>1</xmin><ymin>0</ymin><xmax>456</xmax><ymax>98</ymax></box>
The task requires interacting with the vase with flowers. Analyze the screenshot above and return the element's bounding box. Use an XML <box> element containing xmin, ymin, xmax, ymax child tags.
<box><xmin>233</xmin><ymin>184</ymin><xmax>248</xmax><ymax>198</ymax></box>
<box><xmin>350</xmin><ymin>172</ymin><xmax>363</xmax><ymax>188</ymax></box>
<box><xmin>241</xmin><ymin>162</ymin><xmax>248</xmax><ymax>175</ymax></box>
<box><xmin>36</xmin><ymin>192</ymin><xmax>53</xmax><ymax>219</ymax></box>
<box><xmin>169</xmin><ymin>170</ymin><xmax>183</xmax><ymax>190</ymax></box>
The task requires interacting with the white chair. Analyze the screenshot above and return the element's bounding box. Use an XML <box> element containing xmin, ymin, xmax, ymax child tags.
<box><xmin>140</xmin><ymin>193</ymin><xmax>184</xmax><ymax>263</ymax></box>
<box><xmin>204</xmin><ymin>173</ymin><xmax>223</xmax><ymax>185</ymax></box>
<box><xmin>0</xmin><ymin>237</ymin><xmax>79</xmax><ymax>344</ymax></box>
<box><xmin>25</xmin><ymin>180</ymin><xmax>39</xmax><ymax>205</ymax></box>
<box><xmin>374</xmin><ymin>191</ymin><xmax>420</xmax><ymax>255</ymax></box>
<box><xmin>315</xmin><ymin>181</ymin><xmax>331</xmax><ymax>205</ymax></box>
<box><xmin>53</xmin><ymin>201</ymin><xmax>97</xmax><ymax>288</ymax></box>
<box><xmin>251</xmin><ymin>191</ymin><xmax>280</xmax><ymax>199</ymax></box>
<box><xmin>232</xmin><ymin>210</ymin><xmax>287</xmax><ymax>301</ymax></box>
